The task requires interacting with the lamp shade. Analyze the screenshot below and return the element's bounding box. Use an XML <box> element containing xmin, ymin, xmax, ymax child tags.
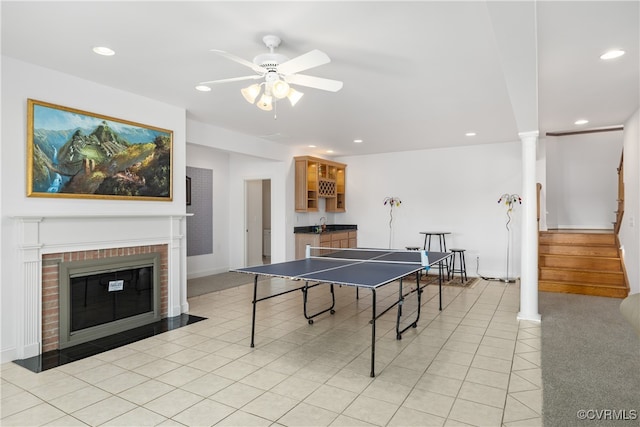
<box><xmin>241</xmin><ymin>84</ymin><xmax>261</xmax><ymax>104</ymax></box>
<box><xmin>257</xmin><ymin>93</ymin><xmax>273</xmax><ymax>111</ymax></box>
<box><xmin>272</xmin><ymin>80</ymin><xmax>290</xmax><ymax>99</ymax></box>
<box><xmin>287</xmin><ymin>88</ymin><xmax>304</xmax><ymax>106</ymax></box>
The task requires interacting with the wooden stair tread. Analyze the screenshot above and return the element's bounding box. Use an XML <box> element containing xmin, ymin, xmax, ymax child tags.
<box><xmin>539</xmin><ymin>253</ymin><xmax>620</xmax><ymax>260</ymax></box>
<box><xmin>539</xmin><ymin>266</ymin><xmax>623</xmax><ymax>273</ymax></box>
<box><xmin>539</xmin><ymin>282</ymin><xmax>628</xmax><ymax>298</ymax></box>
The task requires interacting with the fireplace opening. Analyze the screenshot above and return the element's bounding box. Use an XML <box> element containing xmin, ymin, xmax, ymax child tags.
<box><xmin>59</xmin><ymin>253</ymin><xmax>161</xmax><ymax>349</ymax></box>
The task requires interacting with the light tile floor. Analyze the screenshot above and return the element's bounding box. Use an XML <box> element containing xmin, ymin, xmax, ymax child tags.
<box><xmin>1</xmin><ymin>278</ymin><xmax>541</xmax><ymax>426</ymax></box>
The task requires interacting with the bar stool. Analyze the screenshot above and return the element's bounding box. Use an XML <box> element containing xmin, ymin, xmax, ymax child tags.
<box><xmin>449</xmin><ymin>249</ymin><xmax>468</xmax><ymax>283</ymax></box>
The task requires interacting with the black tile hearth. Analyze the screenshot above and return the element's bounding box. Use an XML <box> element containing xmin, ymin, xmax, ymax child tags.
<box><xmin>13</xmin><ymin>314</ymin><xmax>206</xmax><ymax>373</ymax></box>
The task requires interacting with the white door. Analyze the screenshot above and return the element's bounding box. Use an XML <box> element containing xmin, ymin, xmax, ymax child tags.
<box><xmin>245</xmin><ymin>180</ymin><xmax>263</xmax><ymax>266</ymax></box>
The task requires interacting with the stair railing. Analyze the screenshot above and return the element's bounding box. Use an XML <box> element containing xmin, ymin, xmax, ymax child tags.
<box><xmin>615</xmin><ymin>152</ymin><xmax>624</xmax><ymax>235</ymax></box>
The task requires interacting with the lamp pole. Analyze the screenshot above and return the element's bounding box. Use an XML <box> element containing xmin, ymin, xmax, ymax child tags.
<box><xmin>383</xmin><ymin>197</ymin><xmax>401</xmax><ymax>249</ymax></box>
<box><xmin>498</xmin><ymin>193</ymin><xmax>521</xmax><ymax>283</ymax></box>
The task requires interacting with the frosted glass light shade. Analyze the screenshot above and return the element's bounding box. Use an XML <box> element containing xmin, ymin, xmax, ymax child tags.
<box><xmin>257</xmin><ymin>94</ymin><xmax>273</xmax><ymax>111</ymax></box>
<box><xmin>241</xmin><ymin>84</ymin><xmax>261</xmax><ymax>104</ymax></box>
<box><xmin>272</xmin><ymin>80</ymin><xmax>290</xmax><ymax>99</ymax></box>
<box><xmin>287</xmin><ymin>88</ymin><xmax>304</xmax><ymax>106</ymax></box>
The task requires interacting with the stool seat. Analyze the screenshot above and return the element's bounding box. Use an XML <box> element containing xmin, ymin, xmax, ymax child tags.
<box><xmin>405</xmin><ymin>246</ymin><xmax>420</xmax><ymax>251</ymax></box>
<box><xmin>449</xmin><ymin>249</ymin><xmax>468</xmax><ymax>283</ymax></box>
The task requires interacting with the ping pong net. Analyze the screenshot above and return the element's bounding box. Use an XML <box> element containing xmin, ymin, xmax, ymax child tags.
<box><xmin>306</xmin><ymin>246</ymin><xmax>431</xmax><ymax>270</ymax></box>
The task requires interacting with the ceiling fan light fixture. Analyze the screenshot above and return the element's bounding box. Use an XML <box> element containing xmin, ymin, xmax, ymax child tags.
<box><xmin>241</xmin><ymin>84</ymin><xmax>262</xmax><ymax>104</ymax></box>
<box><xmin>257</xmin><ymin>93</ymin><xmax>273</xmax><ymax>111</ymax></box>
<box><xmin>272</xmin><ymin>80</ymin><xmax>290</xmax><ymax>99</ymax></box>
<box><xmin>287</xmin><ymin>88</ymin><xmax>304</xmax><ymax>106</ymax></box>
<box><xmin>205</xmin><ymin>35</ymin><xmax>342</xmax><ymax>113</ymax></box>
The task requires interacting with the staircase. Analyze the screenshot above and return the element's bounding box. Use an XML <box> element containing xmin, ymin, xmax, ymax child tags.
<box><xmin>539</xmin><ymin>231</ymin><xmax>629</xmax><ymax>298</ymax></box>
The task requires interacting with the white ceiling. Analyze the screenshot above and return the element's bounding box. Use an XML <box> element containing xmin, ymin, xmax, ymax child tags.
<box><xmin>2</xmin><ymin>1</ymin><xmax>638</xmax><ymax>157</ymax></box>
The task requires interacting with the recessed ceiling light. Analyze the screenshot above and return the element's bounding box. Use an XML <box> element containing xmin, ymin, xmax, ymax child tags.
<box><xmin>195</xmin><ymin>85</ymin><xmax>211</xmax><ymax>92</ymax></box>
<box><xmin>574</xmin><ymin>119</ymin><xmax>589</xmax><ymax>125</ymax></box>
<box><xmin>600</xmin><ymin>49</ymin><xmax>625</xmax><ymax>60</ymax></box>
<box><xmin>353</xmin><ymin>139</ymin><xmax>363</xmax><ymax>143</ymax></box>
<box><xmin>465</xmin><ymin>132</ymin><xmax>476</xmax><ymax>137</ymax></box>
<box><xmin>308</xmin><ymin>145</ymin><xmax>316</xmax><ymax>148</ymax></box>
<box><xmin>327</xmin><ymin>150</ymin><xmax>334</xmax><ymax>154</ymax></box>
<box><xmin>92</xmin><ymin>46</ymin><xmax>115</xmax><ymax>56</ymax></box>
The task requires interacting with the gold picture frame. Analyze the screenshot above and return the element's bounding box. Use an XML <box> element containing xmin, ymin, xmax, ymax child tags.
<box><xmin>27</xmin><ymin>99</ymin><xmax>173</xmax><ymax>201</ymax></box>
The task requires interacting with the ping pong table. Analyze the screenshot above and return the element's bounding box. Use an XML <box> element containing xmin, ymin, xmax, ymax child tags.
<box><xmin>231</xmin><ymin>247</ymin><xmax>452</xmax><ymax>377</ymax></box>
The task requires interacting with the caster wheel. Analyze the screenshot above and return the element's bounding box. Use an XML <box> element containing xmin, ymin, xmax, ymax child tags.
<box><xmin>412</xmin><ymin>323</ymin><xmax>417</xmax><ymax>328</ymax></box>
<box><xmin>308</xmin><ymin>319</ymin><xmax>314</xmax><ymax>325</ymax></box>
<box><xmin>330</xmin><ymin>310</ymin><xmax>336</xmax><ymax>315</ymax></box>
<box><xmin>396</xmin><ymin>334</ymin><xmax>402</xmax><ymax>340</ymax></box>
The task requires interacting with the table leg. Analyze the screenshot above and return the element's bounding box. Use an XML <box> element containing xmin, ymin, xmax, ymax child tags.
<box><xmin>250</xmin><ymin>275</ymin><xmax>258</xmax><ymax>347</ymax></box>
<box><xmin>370</xmin><ymin>289</ymin><xmax>377</xmax><ymax>377</ymax></box>
<box><xmin>438</xmin><ymin>261</ymin><xmax>443</xmax><ymax>311</ymax></box>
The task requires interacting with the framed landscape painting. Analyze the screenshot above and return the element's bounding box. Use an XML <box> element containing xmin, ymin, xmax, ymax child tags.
<box><xmin>27</xmin><ymin>99</ymin><xmax>173</xmax><ymax>201</ymax></box>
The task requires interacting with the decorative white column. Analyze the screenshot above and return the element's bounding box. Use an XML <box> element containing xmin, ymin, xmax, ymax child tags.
<box><xmin>518</xmin><ymin>131</ymin><xmax>541</xmax><ymax>322</ymax></box>
<box><xmin>169</xmin><ymin>216</ymin><xmax>188</xmax><ymax>316</ymax></box>
<box><xmin>16</xmin><ymin>218</ymin><xmax>44</xmax><ymax>359</ymax></box>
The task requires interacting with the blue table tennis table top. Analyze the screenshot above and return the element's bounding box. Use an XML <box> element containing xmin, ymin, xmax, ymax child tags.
<box><xmin>233</xmin><ymin>249</ymin><xmax>450</xmax><ymax>288</ymax></box>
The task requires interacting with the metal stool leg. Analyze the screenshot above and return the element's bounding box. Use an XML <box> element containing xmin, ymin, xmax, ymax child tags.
<box><xmin>450</xmin><ymin>252</ymin><xmax>456</xmax><ymax>282</ymax></box>
<box><xmin>450</xmin><ymin>249</ymin><xmax>467</xmax><ymax>283</ymax></box>
<box><xmin>461</xmin><ymin>251</ymin><xmax>467</xmax><ymax>281</ymax></box>
<box><xmin>438</xmin><ymin>233</ymin><xmax>450</xmax><ymax>279</ymax></box>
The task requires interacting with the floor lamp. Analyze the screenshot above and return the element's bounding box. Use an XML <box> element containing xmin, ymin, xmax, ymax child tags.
<box><xmin>383</xmin><ymin>196</ymin><xmax>402</xmax><ymax>249</ymax></box>
<box><xmin>498</xmin><ymin>193</ymin><xmax>521</xmax><ymax>283</ymax></box>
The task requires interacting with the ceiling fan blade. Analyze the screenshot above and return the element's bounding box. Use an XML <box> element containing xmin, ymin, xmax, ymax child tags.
<box><xmin>278</xmin><ymin>49</ymin><xmax>331</xmax><ymax>75</ymax></box>
<box><xmin>284</xmin><ymin>74</ymin><xmax>343</xmax><ymax>92</ymax></box>
<box><xmin>199</xmin><ymin>75</ymin><xmax>263</xmax><ymax>85</ymax></box>
<box><xmin>210</xmin><ymin>49</ymin><xmax>264</xmax><ymax>74</ymax></box>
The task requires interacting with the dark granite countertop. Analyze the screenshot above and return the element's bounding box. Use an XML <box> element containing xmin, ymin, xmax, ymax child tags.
<box><xmin>294</xmin><ymin>224</ymin><xmax>357</xmax><ymax>234</ymax></box>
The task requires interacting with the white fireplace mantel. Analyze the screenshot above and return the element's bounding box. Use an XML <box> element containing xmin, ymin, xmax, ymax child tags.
<box><xmin>14</xmin><ymin>214</ymin><xmax>190</xmax><ymax>359</ymax></box>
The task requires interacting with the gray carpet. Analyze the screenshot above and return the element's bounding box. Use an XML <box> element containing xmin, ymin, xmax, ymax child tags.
<box><xmin>187</xmin><ymin>271</ymin><xmax>265</xmax><ymax>297</ymax></box>
<box><xmin>540</xmin><ymin>292</ymin><xmax>640</xmax><ymax>427</ymax></box>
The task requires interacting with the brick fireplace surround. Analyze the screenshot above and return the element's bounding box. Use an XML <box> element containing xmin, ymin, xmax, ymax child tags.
<box><xmin>41</xmin><ymin>245</ymin><xmax>169</xmax><ymax>353</ymax></box>
<box><xmin>13</xmin><ymin>214</ymin><xmax>188</xmax><ymax>360</ymax></box>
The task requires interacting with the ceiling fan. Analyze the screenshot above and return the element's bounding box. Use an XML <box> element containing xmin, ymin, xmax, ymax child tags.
<box><xmin>199</xmin><ymin>35</ymin><xmax>343</xmax><ymax>111</ymax></box>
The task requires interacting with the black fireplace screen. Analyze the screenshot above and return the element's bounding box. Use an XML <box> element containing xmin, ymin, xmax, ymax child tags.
<box><xmin>70</xmin><ymin>266</ymin><xmax>154</xmax><ymax>332</ymax></box>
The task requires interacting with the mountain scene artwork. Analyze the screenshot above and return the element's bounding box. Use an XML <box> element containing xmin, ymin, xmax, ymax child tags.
<box><xmin>28</xmin><ymin>99</ymin><xmax>173</xmax><ymax>200</ymax></box>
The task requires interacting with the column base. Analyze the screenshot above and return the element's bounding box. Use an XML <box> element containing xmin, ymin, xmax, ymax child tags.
<box><xmin>517</xmin><ymin>311</ymin><xmax>542</xmax><ymax>322</ymax></box>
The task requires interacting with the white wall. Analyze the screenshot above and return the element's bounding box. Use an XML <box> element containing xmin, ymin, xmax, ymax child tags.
<box><xmin>337</xmin><ymin>141</ymin><xmax>523</xmax><ymax>279</ymax></box>
<box><xmin>186</xmin><ymin>120</ymin><xmax>297</xmax><ymax>268</ymax></box>
<box><xmin>1</xmin><ymin>57</ymin><xmax>187</xmax><ymax>362</ymax></box>
<box><xmin>619</xmin><ymin>109</ymin><xmax>640</xmax><ymax>294</ymax></box>
<box><xmin>185</xmin><ymin>144</ymin><xmax>230</xmax><ymax>278</ymax></box>
<box><xmin>228</xmin><ymin>153</ymin><xmax>293</xmax><ymax>267</ymax></box>
<box><xmin>546</xmin><ymin>132</ymin><xmax>622</xmax><ymax>229</ymax></box>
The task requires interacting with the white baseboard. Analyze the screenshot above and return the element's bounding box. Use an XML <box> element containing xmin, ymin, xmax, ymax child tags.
<box><xmin>187</xmin><ymin>267</ymin><xmax>228</xmax><ymax>280</ymax></box>
<box><xmin>1</xmin><ymin>347</ymin><xmax>17</xmax><ymax>364</ymax></box>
